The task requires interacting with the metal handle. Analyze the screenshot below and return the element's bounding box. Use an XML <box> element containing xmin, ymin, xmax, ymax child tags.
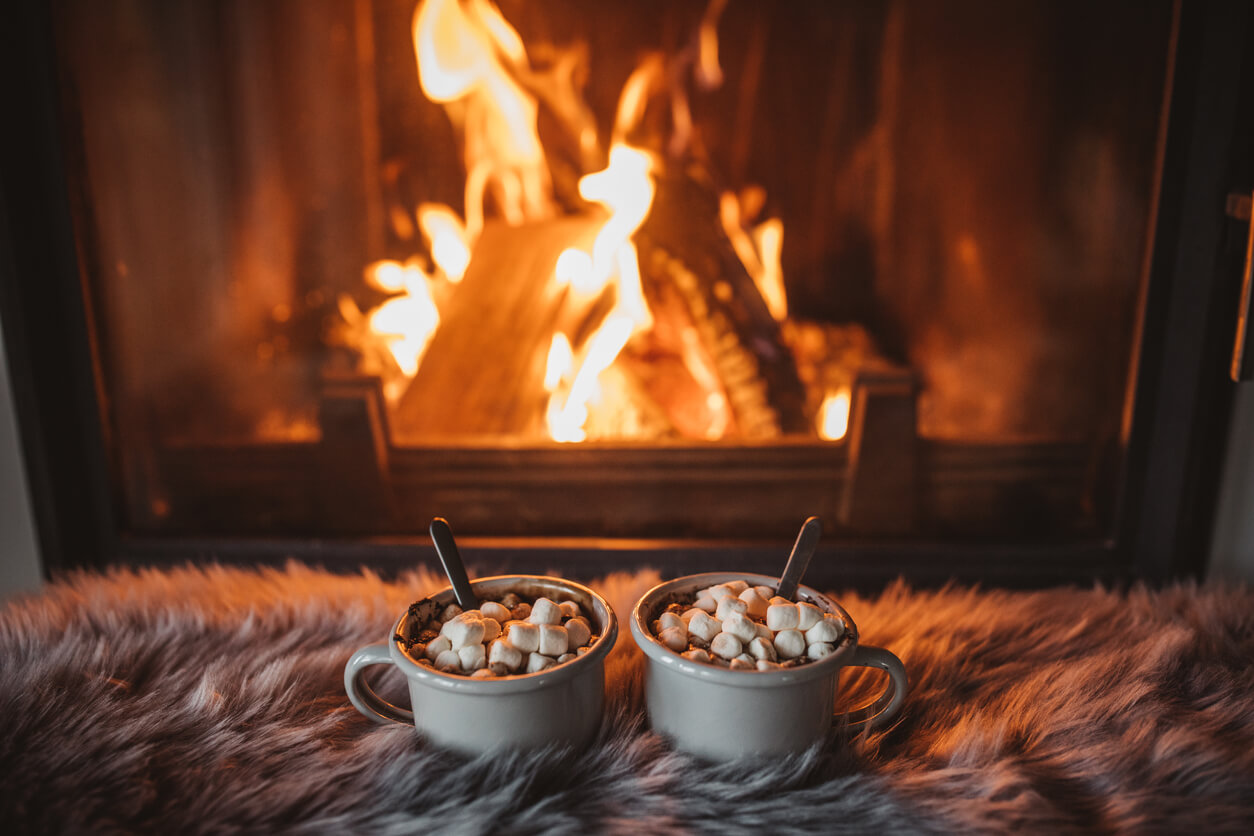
<box><xmin>344</xmin><ymin>643</ymin><xmax>413</xmax><ymax>725</ymax></box>
<box><xmin>837</xmin><ymin>644</ymin><xmax>908</xmax><ymax>733</ymax></box>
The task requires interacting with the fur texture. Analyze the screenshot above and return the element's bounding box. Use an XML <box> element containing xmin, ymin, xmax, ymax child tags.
<box><xmin>1</xmin><ymin>563</ymin><xmax>1253</xmax><ymax>834</ymax></box>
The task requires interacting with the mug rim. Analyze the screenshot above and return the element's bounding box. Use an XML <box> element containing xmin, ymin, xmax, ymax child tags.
<box><xmin>630</xmin><ymin>571</ymin><xmax>859</xmax><ymax>688</ymax></box>
<box><xmin>387</xmin><ymin>574</ymin><xmax>618</xmax><ymax>695</ymax></box>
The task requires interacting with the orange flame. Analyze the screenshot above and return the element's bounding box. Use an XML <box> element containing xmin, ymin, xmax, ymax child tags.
<box><xmin>818</xmin><ymin>388</ymin><xmax>851</xmax><ymax>441</ymax></box>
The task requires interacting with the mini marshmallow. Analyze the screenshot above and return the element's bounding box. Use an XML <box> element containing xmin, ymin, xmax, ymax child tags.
<box><xmin>756</xmin><ymin>660</ymin><xmax>781</xmax><ymax>671</ymax></box>
<box><xmin>434</xmin><ymin>649</ymin><xmax>462</xmax><ymax>672</ymax></box>
<box><xmin>721</xmin><ymin>612</ymin><xmax>758</xmax><ymax>644</ymax></box>
<box><xmin>576</xmin><ymin>646</ymin><xmax>590</xmax><ymax>656</ymax></box>
<box><xmin>694</xmin><ymin>594</ymin><xmax>718</xmax><ymax>613</ymax></box>
<box><xmin>687</xmin><ymin>610</ymin><xmax>721</xmax><ymax>642</ymax></box>
<box><xmin>657</xmin><ymin>612</ymin><xmax>685</xmax><ymax>632</ymax></box>
<box><xmin>511</xmin><ymin>602</ymin><xmax>532</xmax><ymax>621</ymax></box>
<box><xmin>682</xmin><ymin>648</ymin><xmax>711</xmax><ymax>663</ymax></box>
<box><xmin>797</xmin><ymin>602</ymin><xmax>824</xmax><ymax>631</ymax></box>
<box><xmin>526</xmin><ymin>652</ymin><xmax>556</xmax><ymax>674</ymax></box>
<box><xmin>480</xmin><ymin>601</ymin><xmax>511</xmax><ymax>622</ymax></box>
<box><xmin>557</xmin><ymin>653</ymin><xmax>577</xmax><ymax>664</ymax></box>
<box><xmin>738</xmin><ymin>588</ymin><xmax>769</xmax><ymax>619</ymax></box>
<box><xmin>754</xmin><ymin>621</ymin><xmax>773</xmax><ymax>641</ymax></box>
<box><xmin>481</xmin><ymin>617</ymin><xmax>502</xmax><ymax>643</ymax></box>
<box><xmin>424</xmin><ymin>636</ymin><xmax>452</xmax><ymax>661</ymax></box>
<box><xmin>538</xmin><ymin>624</ymin><xmax>569</xmax><ymax>656</ymax></box>
<box><xmin>680</xmin><ymin>608</ymin><xmax>704</xmax><ymax>623</ymax></box>
<box><xmin>725</xmin><ymin>580</ymin><xmax>750</xmax><ymax>594</ymax></box>
<box><xmin>753</xmin><ymin>585</ymin><xmax>775</xmax><ymax>599</ymax></box>
<box><xmin>529</xmin><ymin>597</ymin><xmax>563</xmax><ymax>625</ymax></box>
<box><xmin>716</xmin><ymin>596</ymin><xmax>749</xmax><ymax>622</ymax></box>
<box><xmin>729</xmin><ymin>657</ymin><xmax>755</xmax><ymax>670</ymax></box>
<box><xmin>507</xmin><ymin>621</ymin><xmax>541</xmax><ymax>653</ymax></box>
<box><xmin>488</xmin><ymin>639</ymin><xmax>523</xmax><ymax>672</ymax></box>
<box><xmin>805</xmin><ymin>618</ymin><xmax>843</xmax><ymax>644</ymax></box>
<box><xmin>458</xmin><ymin>643</ymin><xmax>486</xmax><ymax>671</ymax></box>
<box><xmin>807</xmin><ymin>642</ymin><xmax>836</xmax><ymax>660</ymax></box>
<box><xmin>441</xmin><ymin>617</ymin><xmax>485</xmax><ymax>650</ymax></box>
<box><xmin>558</xmin><ymin>600</ymin><xmax>582</xmax><ymax>619</ymax></box>
<box><xmin>658</xmin><ymin>626</ymin><xmax>688</xmax><ymax>652</ymax></box>
<box><xmin>499</xmin><ymin>592</ymin><xmax>521</xmax><ymax>608</ymax></box>
<box><xmin>734</xmin><ymin>653</ymin><xmax>755</xmax><ymax>665</ymax></box>
<box><xmin>747</xmin><ymin>636</ymin><xmax>778</xmax><ymax>662</ymax></box>
<box><xmin>768</xmin><ymin>596</ymin><xmax>791</xmax><ymax>607</ymax></box>
<box><xmin>766</xmin><ymin>603</ymin><xmax>801</xmax><ymax>631</ymax></box>
<box><xmin>470</xmin><ymin>668</ymin><xmax>495</xmax><ymax>679</ymax></box>
<box><xmin>440</xmin><ymin>603</ymin><xmax>463</xmax><ymax>621</ymax></box>
<box><xmin>565</xmin><ymin>616</ymin><xmax>592</xmax><ymax>649</ymax></box>
<box><xmin>488</xmin><ymin>662</ymin><xmax>511</xmax><ymax>676</ymax></box>
<box><xmin>773</xmin><ymin>628</ymin><xmax>806</xmax><ymax>659</ymax></box>
<box><xmin>705</xmin><ymin>584</ymin><xmax>738</xmax><ymax>602</ymax></box>
<box><xmin>710</xmin><ymin>632</ymin><xmax>743</xmax><ymax>660</ymax></box>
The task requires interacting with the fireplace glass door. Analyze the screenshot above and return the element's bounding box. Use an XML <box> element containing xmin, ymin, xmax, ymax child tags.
<box><xmin>49</xmin><ymin>0</ymin><xmax>1175</xmax><ymax>543</ymax></box>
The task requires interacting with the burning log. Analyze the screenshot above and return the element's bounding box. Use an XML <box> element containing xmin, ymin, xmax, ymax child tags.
<box><xmin>636</xmin><ymin>170</ymin><xmax>810</xmax><ymax>437</ymax></box>
<box><xmin>393</xmin><ymin>215</ymin><xmax>606</xmax><ymax>440</ymax></box>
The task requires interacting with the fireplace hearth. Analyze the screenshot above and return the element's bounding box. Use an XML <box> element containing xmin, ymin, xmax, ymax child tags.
<box><xmin>2</xmin><ymin>0</ymin><xmax>1249</xmax><ymax>587</ymax></box>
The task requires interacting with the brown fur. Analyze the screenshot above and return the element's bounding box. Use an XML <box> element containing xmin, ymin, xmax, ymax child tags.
<box><xmin>1</xmin><ymin>563</ymin><xmax>1253</xmax><ymax>833</ymax></box>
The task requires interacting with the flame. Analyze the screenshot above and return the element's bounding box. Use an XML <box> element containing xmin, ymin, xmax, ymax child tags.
<box><xmin>720</xmin><ymin>192</ymin><xmax>787</xmax><ymax>321</ymax></box>
<box><xmin>417</xmin><ymin>203</ymin><xmax>471</xmax><ymax>282</ymax></box>
<box><xmin>362</xmin><ymin>259</ymin><xmax>441</xmax><ymax>377</ymax></box>
<box><xmin>546</xmin><ymin>314</ymin><xmax>635</xmax><ymax>442</ymax></box>
<box><xmin>544</xmin><ymin>332</ymin><xmax>573</xmax><ymax>392</ymax></box>
<box><xmin>818</xmin><ymin>388</ymin><xmax>851</xmax><ymax>441</ymax></box>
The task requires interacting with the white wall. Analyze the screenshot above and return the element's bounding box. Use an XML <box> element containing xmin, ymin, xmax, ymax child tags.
<box><xmin>0</xmin><ymin>314</ymin><xmax>44</xmax><ymax>600</ymax></box>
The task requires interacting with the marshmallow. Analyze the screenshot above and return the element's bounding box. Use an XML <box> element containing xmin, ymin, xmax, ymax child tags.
<box><xmin>756</xmin><ymin>660</ymin><xmax>781</xmax><ymax>671</ymax></box>
<box><xmin>576</xmin><ymin>646</ymin><xmax>590</xmax><ymax>656</ymax></box>
<box><xmin>506</xmin><ymin>621</ymin><xmax>541</xmax><ymax>653</ymax></box>
<box><xmin>721</xmin><ymin>612</ymin><xmax>758</xmax><ymax>644</ymax></box>
<box><xmin>774</xmin><ymin>629</ymin><xmax>806</xmax><ymax>659</ymax></box>
<box><xmin>768</xmin><ymin>596</ymin><xmax>791</xmax><ymax>607</ymax></box>
<box><xmin>658</xmin><ymin>626</ymin><xmax>688</xmax><ymax>652</ymax></box>
<box><xmin>805</xmin><ymin>618</ymin><xmax>843</xmax><ymax>644</ymax></box>
<box><xmin>738</xmin><ymin>588</ymin><xmax>769</xmax><ymax>619</ymax></box>
<box><xmin>687</xmin><ymin>611</ymin><xmax>721</xmax><ymax>642</ymax></box>
<box><xmin>797</xmin><ymin>602</ymin><xmax>824</xmax><ymax>631</ymax></box>
<box><xmin>753</xmin><ymin>585</ymin><xmax>775</xmax><ymax>599</ymax></box>
<box><xmin>716</xmin><ymin>596</ymin><xmax>749</xmax><ymax>622</ymax></box>
<box><xmin>434</xmin><ymin>649</ymin><xmax>462</xmax><ymax>672</ymax></box>
<box><xmin>458</xmin><ymin>643</ymin><xmax>486</xmax><ymax>671</ymax></box>
<box><xmin>488</xmin><ymin>663</ymin><xmax>511</xmax><ymax>676</ymax></box>
<box><xmin>499</xmin><ymin>592</ymin><xmax>521</xmax><ymax>608</ymax></box>
<box><xmin>511</xmin><ymin>602</ymin><xmax>532</xmax><ymax>621</ymax></box>
<box><xmin>480</xmin><ymin>601</ymin><xmax>511</xmax><ymax>622</ymax></box>
<box><xmin>747</xmin><ymin>636</ymin><xmax>777</xmax><ymax>662</ymax></box>
<box><xmin>529</xmin><ymin>597</ymin><xmax>563</xmax><ymax>625</ymax></box>
<box><xmin>694</xmin><ymin>594</ymin><xmax>718</xmax><ymax>613</ymax></box>
<box><xmin>680</xmin><ymin>608</ymin><xmax>704</xmax><ymax>623</ymax></box>
<box><xmin>441</xmin><ymin>617</ymin><xmax>485</xmax><ymax>650</ymax></box>
<box><xmin>565</xmin><ymin>616</ymin><xmax>592</xmax><ymax>649</ymax></box>
<box><xmin>725</xmin><ymin>580</ymin><xmax>750</xmax><ymax>594</ymax></box>
<box><xmin>538</xmin><ymin>624</ymin><xmax>569</xmax><ymax>656</ymax></box>
<box><xmin>470</xmin><ymin>668</ymin><xmax>495</xmax><ymax>679</ymax></box>
<box><xmin>807</xmin><ymin>642</ymin><xmax>836</xmax><ymax>660</ymax></box>
<box><xmin>729</xmin><ymin>657</ymin><xmax>755</xmax><ymax>671</ymax></box>
<box><xmin>440</xmin><ymin>604</ymin><xmax>463</xmax><ymax>621</ymax></box>
<box><xmin>481</xmin><ymin>617</ymin><xmax>502</xmax><ymax>643</ymax></box>
<box><xmin>488</xmin><ymin>639</ymin><xmax>523</xmax><ymax>672</ymax></box>
<box><xmin>754</xmin><ymin>621</ymin><xmax>773</xmax><ymax>641</ymax></box>
<box><xmin>706</xmin><ymin>584</ymin><xmax>738</xmax><ymax>602</ymax></box>
<box><xmin>766</xmin><ymin>603</ymin><xmax>801</xmax><ymax>632</ymax></box>
<box><xmin>559</xmin><ymin>600</ymin><xmax>582</xmax><ymax>619</ymax></box>
<box><xmin>526</xmin><ymin>652</ymin><xmax>556</xmax><ymax>674</ymax></box>
<box><xmin>682</xmin><ymin>648</ymin><xmax>711</xmax><ymax>664</ymax></box>
<box><xmin>557</xmin><ymin>653</ymin><xmax>577</xmax><ymax>664</ymax></box>
<box><xmin>424</xmin><ymin>636</ymin><xmax>452</xmax><ymax>661</ymax></box>
<box><xmin>710</xmin><ymin>632</ymin><xmax>743</xmax><ymax>660</ymax></box>
<box><xmin>657</xmin><ymin>612</ymin><xmax>685</xmax><ymax>632</ymax></box>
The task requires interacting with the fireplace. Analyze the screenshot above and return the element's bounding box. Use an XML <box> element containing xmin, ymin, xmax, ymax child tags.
<box><xmin>1</xmin><ymin>0</ymin><xmax>1249</xmax><ymax>587</ymax></box>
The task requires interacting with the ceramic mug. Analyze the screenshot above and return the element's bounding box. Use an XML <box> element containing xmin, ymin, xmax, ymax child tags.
<box><xmin>345</xmin><ymin>575</ymin><xmax>618</xmax><ymax>753</ymax></box>
<box><xmin>630</xmin><ymin>572</ymin><xmax>907</xmax><ymax>760</ymax></box>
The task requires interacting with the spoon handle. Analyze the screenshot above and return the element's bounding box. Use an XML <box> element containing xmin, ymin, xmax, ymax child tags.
<box><xmin>776</xmin><ymin>516</ymin><xmax>823</xmax><ymax>601</ymax></box>
<box><xmin>430</xmin><ymin>517</ymin><xmax>477</xmax><ymax>609</ymax></box>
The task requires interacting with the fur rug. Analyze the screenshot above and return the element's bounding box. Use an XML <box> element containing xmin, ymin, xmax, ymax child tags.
<box><xmin>2</xmin><ymin>563</ymin><xmax>1253</xmax><ymax>834</ymax></box>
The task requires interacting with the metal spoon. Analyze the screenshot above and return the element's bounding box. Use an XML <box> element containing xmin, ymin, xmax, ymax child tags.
<box><xmin>776</xmin><ymin>516</ymin><xmax>822</xmax><ymax>601</ymax></box>
<box><xmin>429</xmin><ymin>517</ymin><xmax>478</xmax><ymax>609</ymax></box>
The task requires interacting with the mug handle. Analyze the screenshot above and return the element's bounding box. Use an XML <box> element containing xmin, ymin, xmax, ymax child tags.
<box><xmin>344</xmin><ymin>643</ymin><xmax>414</xmax><ymax>725</ymax></box>
<box><xmin>838</xmin><ymin>644</ymin><xmax>908</xmax><ymax>733</ymax></box>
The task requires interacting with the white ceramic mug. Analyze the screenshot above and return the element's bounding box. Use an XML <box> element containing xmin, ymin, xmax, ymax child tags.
<box><xmin>345</xmin><ymin>575</ymin><xmax>618</xmax><ymax>754</ymax></box>
<box><xmin>630</xmin><ymin>572</ymin><xmax>907</xmax><ymax>760</ymax></box>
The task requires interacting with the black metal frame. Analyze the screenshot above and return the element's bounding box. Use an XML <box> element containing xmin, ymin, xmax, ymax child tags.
<box><xmin>1</xmin><ymin>0</ymin><xmax>1248</xmax><ymax>588</ymax></box>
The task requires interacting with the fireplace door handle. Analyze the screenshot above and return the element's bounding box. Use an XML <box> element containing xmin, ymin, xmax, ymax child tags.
<box><xmin>1225</xmin><ymin>191</ymin><xmax>1254</xmax><ymax>381</ymax></box>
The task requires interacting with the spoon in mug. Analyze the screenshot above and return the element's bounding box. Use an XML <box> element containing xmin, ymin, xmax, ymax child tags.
<box><xmin>429</xmin><ymin>517</ymin><xmax>478</xmax><ymax>609</ymax></box>
<box><xmin>775</xmin><ymin>516</ymin><xmax>822</xmax><ymax>601</ymax></box>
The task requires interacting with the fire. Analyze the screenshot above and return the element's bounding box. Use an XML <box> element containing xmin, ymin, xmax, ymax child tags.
<box><xmin>417</xmin><ymin>204</ymin><xmax>471</xmax><ymax>283</ymax></box>
<box><xmin>362</xmin><ymin>259</ymin><xmax>441</xmax><ymax>377</ymax></box>
<box><xmin>818</xmin><ymin>389</ymin><xmax>852</xmax><ymax>441</ymax></box>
